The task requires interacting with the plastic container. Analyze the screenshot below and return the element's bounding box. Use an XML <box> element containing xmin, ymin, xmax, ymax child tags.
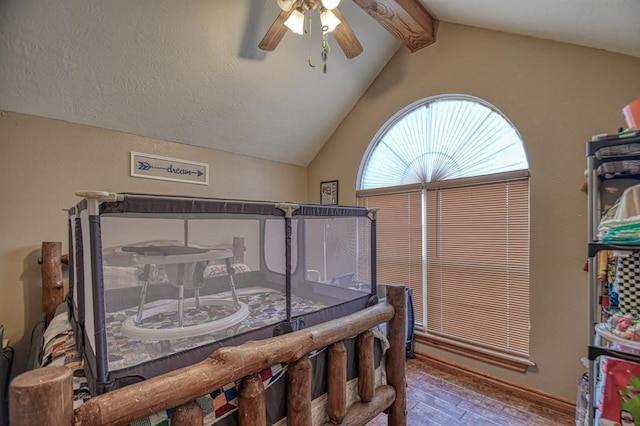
<box><xmin>623</xmin><ymin>97</ymin><xmax>640</xmax><ymax>130</ymax></box>
<box><xmin>576</xmin><ymin>372</ymin><xmax>589</xmax><ymax>426</ymax></box>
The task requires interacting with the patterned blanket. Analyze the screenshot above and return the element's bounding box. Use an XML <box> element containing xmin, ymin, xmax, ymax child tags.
<box><xmin>105</xmin><ymin>287</ymin><xmax>328</xmax><ymax>371</ymax></box>
<box><xmin>41</xmin><ymin>311</ymin><xmax>288</xmax><ymax>425</ymax></box>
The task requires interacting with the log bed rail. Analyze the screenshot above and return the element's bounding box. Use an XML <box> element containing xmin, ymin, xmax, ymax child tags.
<box><xmin>10</xmin><ymin>242</ymin><xmax>407</xmax><ymax>426</ymax></box>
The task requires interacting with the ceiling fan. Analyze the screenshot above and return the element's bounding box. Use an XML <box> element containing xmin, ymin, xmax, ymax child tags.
<box><xmin>259</xmin><ymin>0</ymin><xmax>363</xmax><ymax>59</ymax></box>
<box><xmin>258</xmin><ymin>0</ymin><xmax>438</xmax><ymax>60</ymax></box>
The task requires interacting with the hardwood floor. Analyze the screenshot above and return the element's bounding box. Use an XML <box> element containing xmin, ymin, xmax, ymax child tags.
<box><xmin>369</xmin><ymin>357</ymin><xmax>575</xmax><ymax>426</ymax></box>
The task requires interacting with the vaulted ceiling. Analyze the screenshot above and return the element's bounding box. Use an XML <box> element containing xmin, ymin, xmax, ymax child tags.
<box><xmin>1</xmin><ymin>0</ymin><xmax>639</xmax><ymax>166</ymax></box>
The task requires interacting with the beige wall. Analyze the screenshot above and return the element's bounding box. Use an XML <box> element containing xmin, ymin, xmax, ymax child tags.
<box><xmin>308</xmin><ymin>22</ymin><xmax>640</xmax><ymax>401</ymax></box>
<box><xmin>0</xmin><ymin>112</ymin><xmax>307</xmax><ymax>373</ymax></box>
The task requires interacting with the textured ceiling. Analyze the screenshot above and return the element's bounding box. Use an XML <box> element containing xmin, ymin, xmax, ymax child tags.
<box><xmin>420</xmin><ymin>0</ymin><xmax>640</xmax><ymax>58</ymax></box>
<box><xmin>1</xmin><ymin>0</ymin><xmax>639</xmax><ymax>166</ymax></box>
<box><xmin>0</xmin><ymin>0</ymin><xmax>399</xmax><ymax>166</ymax></box>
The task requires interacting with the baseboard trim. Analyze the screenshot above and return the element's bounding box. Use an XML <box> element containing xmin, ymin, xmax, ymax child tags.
<box><xmin>413</xmin><ymin>352</ymin><xmax>576</xmax><ymax>417</ymax></box>
<box><xmin>415</xmin><ymin>334</ymin><xmax>532</xmax><ymax>372</ymax></box>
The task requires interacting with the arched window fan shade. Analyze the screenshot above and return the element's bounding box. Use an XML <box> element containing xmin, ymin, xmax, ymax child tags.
<box><xmin>358</xmin><ymin>95</ymin><xmax>531</xmax><ymax>364</ymax></box>
<box><xmin>360</xmin><ymin>97</ymin><xmax>528</xmax><ymax>189</ymax></box>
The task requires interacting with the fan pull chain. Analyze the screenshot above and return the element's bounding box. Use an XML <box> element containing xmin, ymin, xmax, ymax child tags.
<box><xmin>321</xmin><ymin>35</ymin><xmax>330</xmax><ymax>73</ymax></box>
<box><xmin>320</xmin><ymin>7</ymin><xmax>330</xmax><ymax>73</ymax></box>
<box><xmin>307</xmin><ymin>11</ymin><xmax>316</xmax><ymax>67</ymax></box>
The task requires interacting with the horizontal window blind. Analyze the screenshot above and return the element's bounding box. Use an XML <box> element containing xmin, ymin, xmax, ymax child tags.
<box><xmin>426</xmin><ymin>180</ymin><xmax>529</xmax><ymax>356</ymax></box>
<box><xmin>358</xmin><ymin>192</ymin><xmax>424</xmax><ymax>325</ymax></box>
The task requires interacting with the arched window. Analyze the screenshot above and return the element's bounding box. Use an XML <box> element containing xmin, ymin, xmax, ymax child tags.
<box><xmin>357</xmin><ymin>95</ymin><xmax>531</xmax><ymax>365</ymax></box>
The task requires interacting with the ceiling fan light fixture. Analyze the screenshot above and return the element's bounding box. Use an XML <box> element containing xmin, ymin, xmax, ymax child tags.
<box><xmin>320</xmin><ymin>9</ymin><xmax>341</xmax><ymax>33</ymax></box>
<box><xmin>320</xmin><ymin>0</ymin><xmax>341</xmax><ymax>10</ymax></box>
<box><xmin>284</xmin><ymin>8</ymin><xmax>305</xmax><ymax>35</ymax></box>
<box><xmin>276</xmin><ymin>0</ymin><xmax>296</xmax><ymax>11</ymax></box>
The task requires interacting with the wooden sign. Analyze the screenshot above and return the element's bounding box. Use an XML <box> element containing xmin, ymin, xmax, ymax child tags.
<box><xmin>130</xmin><ymin>152</ymin><xmax>209</xmax><ymax>185</ymax></box>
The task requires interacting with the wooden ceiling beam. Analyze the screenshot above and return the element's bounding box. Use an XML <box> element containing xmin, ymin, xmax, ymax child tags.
<box><xmin>351</xmin><ymin>0</ymin><xmax>437</xmax><ymax>52</ymax></box>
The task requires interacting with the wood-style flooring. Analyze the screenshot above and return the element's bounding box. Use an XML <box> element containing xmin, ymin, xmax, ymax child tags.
<box><xmin>369</xmin><ymin>357</ymin><xmax>575</xmax><ymax>426</ymax></box>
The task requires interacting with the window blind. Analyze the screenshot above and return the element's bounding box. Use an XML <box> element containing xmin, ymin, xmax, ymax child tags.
<box><xmin>358</xmin><ymin>192</ymin><xmax>424</xmax><ymax>325</ymax></box>
<box><xmin>359</xmin><ymin>179</ymin><xmax>529</xmax><ymax>357</ymax></box>
<box><xmin>426</xmin><ymin>180</ymin><xmax>529</xmax><ymax>356</ymax></box>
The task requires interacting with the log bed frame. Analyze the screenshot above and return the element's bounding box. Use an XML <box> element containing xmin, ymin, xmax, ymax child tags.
<box><xmin>10</xmin><ymin>241</ymin><xmax>407</xmax><ymax>426</ymax></box>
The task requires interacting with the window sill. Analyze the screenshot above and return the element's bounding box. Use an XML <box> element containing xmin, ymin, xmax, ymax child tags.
<box><xmin>415</xmin><ymin>333</ymin><xmax>535</xmax><ymax>373</ymax></box>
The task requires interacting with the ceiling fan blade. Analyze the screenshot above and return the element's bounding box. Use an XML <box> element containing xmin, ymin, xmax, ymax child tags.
<box><xmin>331</xmin><ymin>8</ymin><xmax>363</xmax><ymax>59</ymax></box>
<box><xmin>352</xmin><ymin>0</ymin><xmax>436</xmax><ymax>52</ymax></box>
<box><xmin>258</xmin><ymin>3</ymin><xmax>300</xmax><ymax>51</ymax></box>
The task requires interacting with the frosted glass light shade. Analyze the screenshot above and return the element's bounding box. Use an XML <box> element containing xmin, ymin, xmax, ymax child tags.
<box><xmin>285</xmin><ymin>9</ymin><xmax>305</xmax><ymax>35</ymax></box>
<box><xmin>277</xmin><ymin>0</ymin><xmax>295</xmax><ymax>11</ymax></box>
<box><xmin>320</xmin><ymin>9</ymin><xmax>341</xmax><ymax>33</ymax></box>
<box><xmin>321</xmin><ymin>0</ymin><xmax>341</xmax><ymax>10</ymax></box>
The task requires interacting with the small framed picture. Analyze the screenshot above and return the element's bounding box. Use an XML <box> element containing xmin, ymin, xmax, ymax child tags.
<box><xmin>320</xmin><ymin>180</ymin><xmax>339</xmax><ymax>205</ymax></box>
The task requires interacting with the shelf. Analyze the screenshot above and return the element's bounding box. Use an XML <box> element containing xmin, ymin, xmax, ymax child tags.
<box><xmin>595</xmin><ymin>323</ymin><xmax>640</xmax><ymax>349</ymax></box>
<box><xmin>586</xmin><ymin>134</ymin><xmax>640</xmax><ymax>426</ymax></box>
<box><xmin>595</xmin><ymin>160</ymin><xmax>640</xmax><ymax>179</ymax></box>
<box><xmin>588</xmin><ymin>134</ymin><xmax>640</xmax><ymax>181</ymax></box>
<box><xmin>587</xmin><ymin>133</ymin><xmax>640</xmax><ymax>156</ymax></box>
<box><xmin>588</xmin><ymin>242</ymin><xmax>640</xmax><ymax>257</ymax></box>
<box><xmin>588</xmin><ymin>345</ymin><xmax>640</xmax><ymax>363</ymax></box>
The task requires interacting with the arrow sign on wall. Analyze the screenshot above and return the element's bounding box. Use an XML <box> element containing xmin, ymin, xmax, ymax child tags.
<box><xmin>130</xmin><ymin>152</ymin><xmax>209</xmax><ymax>185</ymax></box>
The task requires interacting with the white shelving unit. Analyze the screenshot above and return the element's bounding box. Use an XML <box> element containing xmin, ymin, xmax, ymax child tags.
<box><xmin>586</xmin><ymin>133</ymin><xmax>640</xmax><ymax>425</ymax></box>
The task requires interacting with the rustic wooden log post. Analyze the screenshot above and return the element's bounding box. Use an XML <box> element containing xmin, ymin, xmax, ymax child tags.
<box><xmin>327</xmin><ymin>341</ymin><xmax>347</xmax><ymax>424</ymax></box>
<box><xmin>10</xmin><ymin>366</ymin><xmax>73</xmax><ymax>426</ymax></box>
<box><xmin>42</xmin><ymin>241</ymin><xmax>64</xmax><ymax>324</ymax></box>
<box><xmin>357</xmin><ymin>330</ymin><xmax>375</xmax><ymax>403</ymax></box>
<box><xmin>238</xmin><ymin>373</ymin><xmax>266</xmax><ymax>426</ymax></box>
<box><xmin>321</xmin><ymin>385</ymin><xmax>396</xmax><ymax>426</ymax></box>
<box><xmin>288</xmin><ymin>356</ymin><xmax>312</xmax><ymax>425</ymax></box>
<box><xmin>385</xmin><ymin>283</ymin><xmax>407</xmax><ymax>426</ymax></box>
<box><xmin>171</xmin><ymin>400</ymin><xmax>203</xmax><ymax>426</ymax></box>
<box><xmin>232</xmin><ymin>236</ymin><xmax>245</xmax><ymax>264</ymax></box>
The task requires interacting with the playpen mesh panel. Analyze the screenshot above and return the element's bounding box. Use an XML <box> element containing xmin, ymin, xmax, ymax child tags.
<box><xmin>98</xmin><ymin>215</ymin><xmax>290</xmax><ymax>371</ymax></box>
<box><xmin>301</xmin><ymin>216</ymin><xmax>372</xmax><ymax>295</ymax></box>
